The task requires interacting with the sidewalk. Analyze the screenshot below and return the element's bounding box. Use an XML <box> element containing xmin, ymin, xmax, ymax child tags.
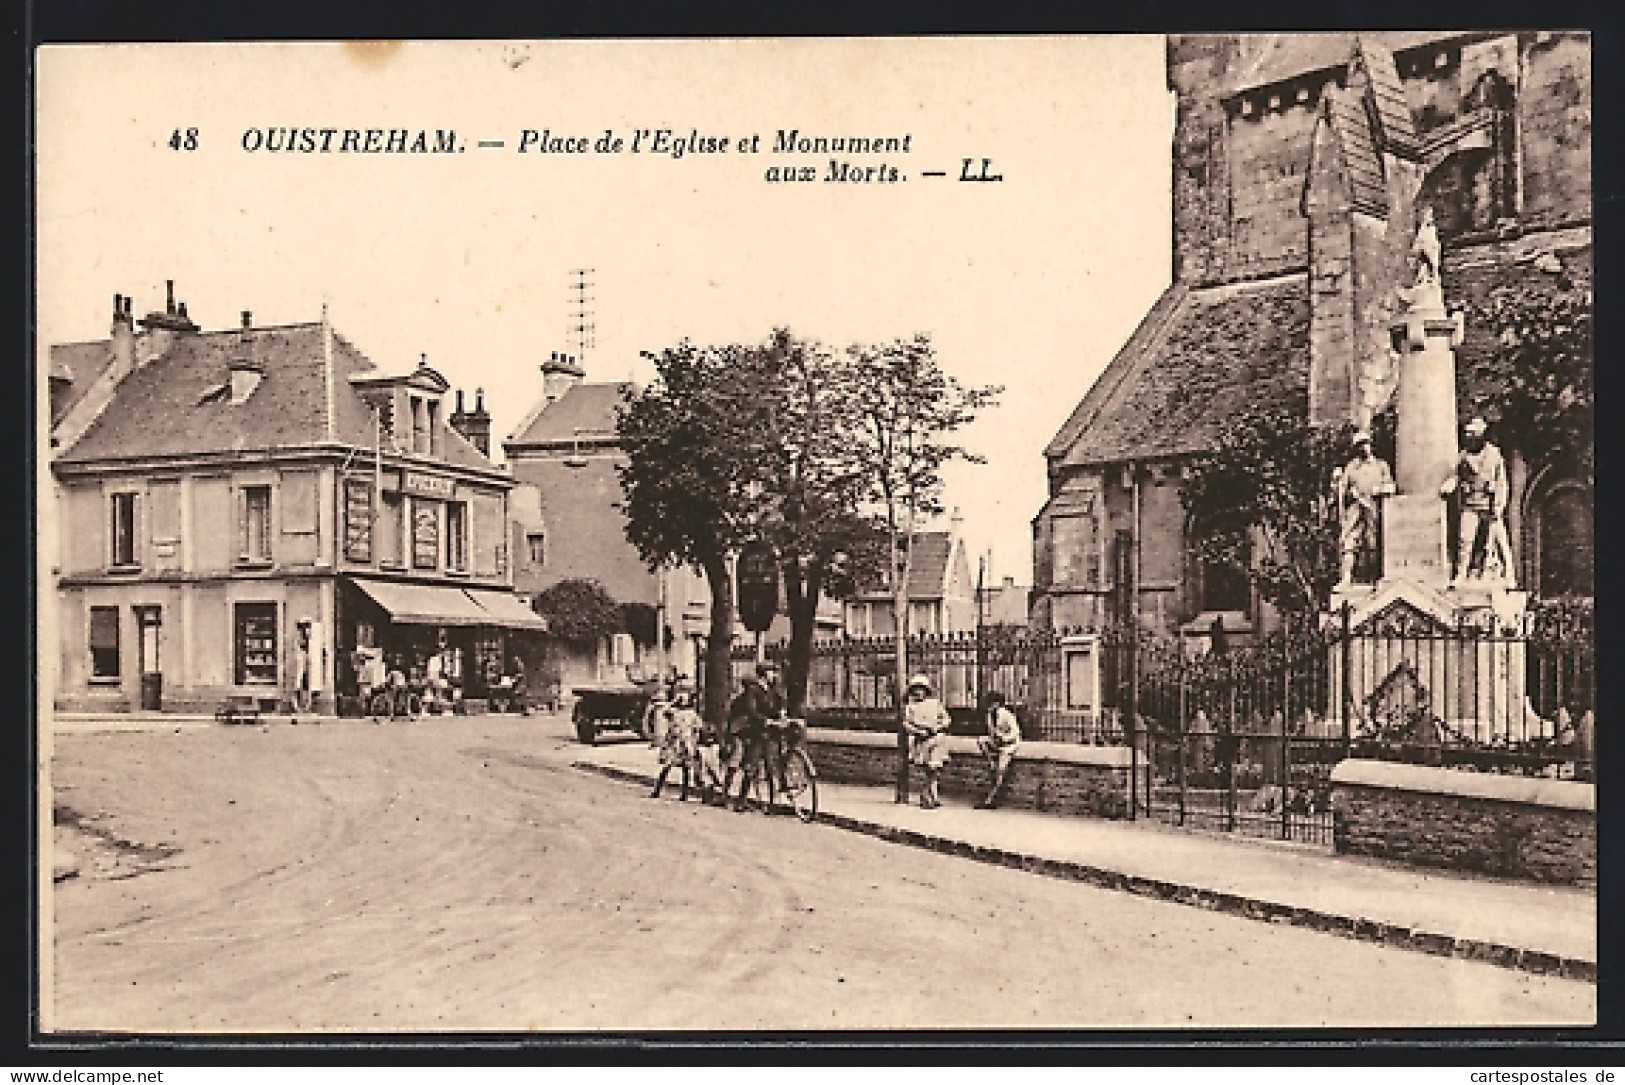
<box><xmin>50</xmin><ymin>710</ymin><xmax>342</xmax><ymax>733</ymax></box>
<box><xmin>571</xmin><ymin>738</ymin><xmax>1597</xmax><ymax>981</ymax></box>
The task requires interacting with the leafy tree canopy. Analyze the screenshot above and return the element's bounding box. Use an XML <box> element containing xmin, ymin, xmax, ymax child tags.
<box><xmin>533</xmin><ymin>579</ymin><xmax>622</xmax><ymax>651</ymax></box>
<box><xmin>1180</xmin><ymin>406</ymin><xmax>1358</xmax><ymax>622</ymax></box>
<box><xmin>1459</xmin><ymin>258</ymin><xmax>1592</xmax><ymax>474</ymax></box>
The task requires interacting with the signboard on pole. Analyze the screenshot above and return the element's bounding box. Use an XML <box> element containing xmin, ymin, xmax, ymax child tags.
<box><xmin>737</xmin><ymin>542</ymin><xmax>779</xmax><ymax>634</ymax></box>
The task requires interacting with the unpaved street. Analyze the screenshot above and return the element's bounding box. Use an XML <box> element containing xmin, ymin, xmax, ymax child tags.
<box><xmin>49</xmin><ymin>714</ymin><xmax>1594</xmax><ymax>1032</ymax></box>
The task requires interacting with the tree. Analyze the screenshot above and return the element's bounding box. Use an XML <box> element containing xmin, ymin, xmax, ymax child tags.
<box><xmin>533</xmin><ymin>578</ymin><xmax>623</xmax><ymax>652</ymax></box>
<box><xmin>617</xmin><ymin>341</ymin><xmax>764</xmax><ymax>725</ymax></box>
<box><xmin>742</xmin><ymin>331</ymin><xmax>889</xmax><ymax>714</ymax></box>
<box><xmin>618</xmin><ymin>331</ymin><xmax>890</xmax><ymax>721</ymax></box>
<box><xmin>619</xmin><ymin>602</ymin><xmax>659</xmax><ymax>649</ymax></box>
<box><xmin>1459</xmin><ymin>258</ymin><xmax>1593</xmax><ymax>475</ymax></box>
<box><xmin>841</xmin><ymin>335</ymin><xmax>1001</xmax><ymax>800</ymax></box>
<box><xmin>1179</xmin><ymin>405</ymin><xmax>1358</xmax><ymax>624</ymax></box>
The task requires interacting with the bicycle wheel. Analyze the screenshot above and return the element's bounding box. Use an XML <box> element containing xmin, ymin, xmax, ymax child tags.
<box><xmin>748</xmin><ymin>755</ymin><xmax>775</xmax><ymax>813</ymax></box>
<box><xmin>781</xmin><ymin>747</ymin><xmax>818</xmax><ymax>823</ymax></box>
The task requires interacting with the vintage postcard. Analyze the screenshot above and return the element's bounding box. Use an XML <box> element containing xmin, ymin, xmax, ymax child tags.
<box><xmin>35</xmin><ymin>35</ymin><xmax>1595</xmax><ymax>1035</ymax></box>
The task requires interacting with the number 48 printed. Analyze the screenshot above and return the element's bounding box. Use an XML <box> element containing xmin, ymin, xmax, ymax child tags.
<box><xmin>168</xmin><ymin>127</ymin><xmax>199</xmax><ymax>151</ymax></box>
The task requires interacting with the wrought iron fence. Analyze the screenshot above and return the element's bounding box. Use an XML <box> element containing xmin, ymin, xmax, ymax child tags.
<box><xmin>723</xmin><ymin>602</ymin><xmax>1592</xmax><ymax>843</ymax></box>
<box><xmin>731</xmin><ymin>625</ymin><xmax>1135</xmax><ymax>742</ymax></box>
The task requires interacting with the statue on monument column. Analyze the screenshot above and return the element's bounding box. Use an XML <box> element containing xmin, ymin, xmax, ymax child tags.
<box><xmin>1410</xmin><ymin>207</ymin><xmax>1441</xmax><ymax>286</ymax></box>
<box><xmin>1333</xmin><ymin>429</ymin><xmax>1395</xmax><ymax>587</ymax></box>
<box><xmin>1403</xmin><ymin>207</ymin><xmax>1446</xmax><ymax>315</ymax></box>
<box><xmin>1440</xmin><ymin>416</ymin><xmax>1515</xmax><ymax>585</ymax></box>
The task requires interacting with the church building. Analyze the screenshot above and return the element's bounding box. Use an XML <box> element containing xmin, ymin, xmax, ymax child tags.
<box><xmin>1033</xmin><ymin>32</ymin><xmax>1591</xmax><ymax>643</ymax></box>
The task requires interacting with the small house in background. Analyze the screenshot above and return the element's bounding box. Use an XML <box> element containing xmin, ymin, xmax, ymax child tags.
<box><xmin>977</xmin><ymin>576</ymin><xmax>1031</xmax><ymax>629</ymax></box>
<box><xmin>843</xmin><ymin>517</ymin><xmax>977</xmax><ymax>638</ymax></box>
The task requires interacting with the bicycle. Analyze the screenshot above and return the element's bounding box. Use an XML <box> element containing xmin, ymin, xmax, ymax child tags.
<box><xmin>740</xmin><ymin>717</ymin><xmax>818</xmax><ymax>823</ymax></box>
<box><xmin>367</xmin><ymin>681</ymin><xmax>423</xmax><ymax>721</ymax></box>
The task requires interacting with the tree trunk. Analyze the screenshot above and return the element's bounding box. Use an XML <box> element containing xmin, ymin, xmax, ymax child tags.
<box><xmin>702</xmin><ymin>552</ymin><xmax>735</xmax><ymax>727</ymax></box>
<box><xmin>782</xmin><ymin>558</ymin><xmax>823</xmax><ymax>716</ymax></box>
<box><xmin>893</xmin><ymin>506</ymin><xmax>916</xmax><ymax>803</ymax></box>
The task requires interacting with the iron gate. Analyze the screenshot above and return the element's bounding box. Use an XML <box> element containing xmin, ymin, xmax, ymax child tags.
<box><xmin>1136</xmin><ymin>629</ymin><xmax>1340</xmax><ymax>845</ymax></box>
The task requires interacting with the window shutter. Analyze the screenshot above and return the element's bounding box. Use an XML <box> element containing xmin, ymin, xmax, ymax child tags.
<box><xmin>89</xmin><ymin>606</ymin><xmax>119</xmax><ymax>650</ymax></box>
<box><xmin>281</xmin><ymin>471</ymin><xmax>318</xmax><ymax>533</ymax></box>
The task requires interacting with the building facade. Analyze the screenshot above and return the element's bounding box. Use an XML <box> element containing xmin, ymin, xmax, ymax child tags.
<box><xmin>843</xmin><ymin>527</ymin><xmax>977</xmax><ymax>638</ymax></box>
<box><xmin>1034</xmin><ymin>32</ymin><xmax>1592</xmax><ymax>642</ymax></box>
<box><xmin>51</xmin><ymin>287</ymin><xmax>542</xmax><ymax>715</ymax></box>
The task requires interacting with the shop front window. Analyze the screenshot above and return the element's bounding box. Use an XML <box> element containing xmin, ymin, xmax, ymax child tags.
<box><xmin>235</xmin><ymin>602</ymin><xmax>279</xmax><ymax>685</ymax></box>
<box><xmin>89</xmin><ymin>605</ymin><xmax>120</xmax><ymax>680</ymax></box>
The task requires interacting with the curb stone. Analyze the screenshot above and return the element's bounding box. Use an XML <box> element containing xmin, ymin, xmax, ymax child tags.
<box><xmin>572</xmin><ymin>758</ymin><xmax>1596</xmax><ymax>984</ymax></box>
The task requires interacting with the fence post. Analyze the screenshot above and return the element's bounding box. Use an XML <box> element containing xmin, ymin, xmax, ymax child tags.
<box><xmin>1127</xmin><ymin>633</ymin><xmax>1139</xmax><ymax>821</ymax></box>
<box><xmin>1339</xmin><ymin>601</ymin><xmax>1353</xmax><ymax>758</ymax></box>
<box><xmin>1281</xmin><ymin>661</ymin><xmax>1291</xmax><ymax>841</ymax></box>
<box><xmin>1177</xmin><ymin>672</ymin><xmax>1187</xmax><ymax>828</ymax></box>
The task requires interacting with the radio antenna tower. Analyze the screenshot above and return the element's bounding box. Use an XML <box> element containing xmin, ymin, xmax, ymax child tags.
<box><xmin>568</xmin><ymin>268</ymin><xmax>596</xmax><ymax>364</ymax></box>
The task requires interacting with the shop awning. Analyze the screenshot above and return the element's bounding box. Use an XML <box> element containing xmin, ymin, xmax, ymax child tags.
<box><xmin>348</xmin><ymin>578</ymin><xmax>494</xmax><ymax>627</ymax></box>
<box><xmin>465</xmin><ymin>588</ymin><xmax>549</xmax><ymax>631</ymax></box>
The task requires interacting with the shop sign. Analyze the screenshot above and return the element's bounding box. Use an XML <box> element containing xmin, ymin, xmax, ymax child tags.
<box><xmin>403</xmin><ymin>470</ymin><xmax>456</xmax><ymax>499</ymax></box>
<box><xmin>344</xmin><ymin>478</ymin><xmax>373</xmax><ymax>562</ymax></box>
<box><xmin>412</xmin><ymin>499</ymin><xmax>440</xmax><ymax>569</ymax></box>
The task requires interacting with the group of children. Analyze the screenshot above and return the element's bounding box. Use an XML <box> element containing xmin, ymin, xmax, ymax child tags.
<box><xmin>902</xmin><ymin>675</ymin><xmax>1022</xmax><ymax>810</ymax></box>
<box><xmin>642</xmin><ymin>668</ymin><xmax>1026</xmax><ymax>812</ymax></box>
<box><xmin>644</xmin><ymin>677</ymin><xmax>723</xmax><ymax>804</ymax></box>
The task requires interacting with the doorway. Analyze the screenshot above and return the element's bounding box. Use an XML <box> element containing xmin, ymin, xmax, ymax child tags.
<box><xmin>135</xmin><ymin>606</ymin><xmax>162</xmax><ymax>710</ymax></box>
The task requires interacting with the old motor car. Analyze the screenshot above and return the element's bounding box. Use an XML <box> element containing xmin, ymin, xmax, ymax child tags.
<box><xmin>571</xmin><ymin>678</ymin><xmax>661</xmax><ymax>745</ymax></box>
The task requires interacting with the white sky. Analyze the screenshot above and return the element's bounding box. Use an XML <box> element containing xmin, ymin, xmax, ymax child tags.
<box><xmin>36</xmin><ymin>38</ymin><xmax>1174</xmax><ymax>585</ymax></box>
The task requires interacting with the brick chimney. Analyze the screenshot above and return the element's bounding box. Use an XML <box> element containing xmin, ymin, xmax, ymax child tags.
<box><xmin>450</xmin><ymin>386</ymin><xmax>493</xmax><ymax>456</ymax></box>
<box><xmin>227</xmin><ymin>310</ymin><xmax>265</xmax><ymax>404</ymax></box>
<box><xmin>541</xmin><ymin>350</ymin><xmax>585</xmax><ymax>405</ymax></box>
<box><xmin>137</xmin><ymin>279</ymin><xmax>200</xmax><ymax>365</ymax></box>
<box><xmin>109</xmin><ymin>293</ymin><xmax>136</xmax><ymax>383</ymax></box>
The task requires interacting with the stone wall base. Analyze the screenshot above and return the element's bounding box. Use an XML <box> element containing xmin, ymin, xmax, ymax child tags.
<box><xmin>808</xmin><ymin>733</ymin><xmax>1135</xmax><ymax>819</ymax></box>
<box><xmin>1331</xmin><ymin>762</ymin><xmax>1595</xmax><ymax>887</ymax></box>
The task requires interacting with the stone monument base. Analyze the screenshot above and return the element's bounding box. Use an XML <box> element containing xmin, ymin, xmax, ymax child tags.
<box><xmin>1327</xmin><ymin>576</ymin><xmax>1533</xmax><ymax>745</ymax></box>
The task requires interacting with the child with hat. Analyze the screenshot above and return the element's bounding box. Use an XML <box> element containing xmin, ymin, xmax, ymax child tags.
<box><xmin>904</xmin><ymin>674</ymin><xmax>952</xmax><ymax>809</ymax></box>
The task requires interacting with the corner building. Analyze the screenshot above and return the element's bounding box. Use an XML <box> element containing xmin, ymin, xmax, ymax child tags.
<box><xmin>51</xmin><ymin>290</ymin><xmax>541</xmax><ymax>715</ymax></box>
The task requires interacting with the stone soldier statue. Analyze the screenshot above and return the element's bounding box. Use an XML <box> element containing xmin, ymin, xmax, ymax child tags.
<box><xmin>1333</xmin><ymin>429</ymin><xmax>1395</xmax><ymax>586</ymax></box>
<box><xmin>1440</xmin><ymin>416</ymin><xmax>1514</xmax><ymax>584</ymax></box>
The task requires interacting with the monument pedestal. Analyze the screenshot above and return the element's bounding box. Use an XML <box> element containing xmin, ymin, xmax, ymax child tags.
<box><xmin>1328</xmin><ymin>505</ymin><xmax>1530</xmax><ymax>744</ymax></box>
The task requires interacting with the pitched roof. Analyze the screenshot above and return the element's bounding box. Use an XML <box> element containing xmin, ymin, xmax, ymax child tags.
<box><xmin>505</xmin><ymin>382</ymin><xmax>634</xmax><ymax>447</ymax></box>
<box><xmin>853</xmin><ymin>531</ymin><xmax>955</xmax><ymax>601</ymax></box>
<box><xmin>1055</xmin><ymin>275</ymin><xmax>1311</xmax><ymax>467</ymax></box>
<box><xmin>1353</xmin><ymin>36</ymin><xmax>1421</xmax><ymax>159</ymax></box>
<box><xmin>1321</xmin><ymin>85</ymin><xmax>1389</xmax><ymax>218</ymax></box>
<box><xmin>1048</xmin><ymin>229</ymin><xmax>1589</xmax><ymax>474</ymax></box>
<box><xmin>55</xmin><ymin>322</ymin><xmax>502</xmax><ymax>475</ymax></box>
<box><xmin>1213</xmin><ymin>31</ymin><xmax>1466</xmax><ymax>99</ymax></box>
<box><xmin>1045</xmin><ymin>282</ymin><xmax>1191</xmax><ymax>459</ymax></box>
<box><xmin>48</xmin><ymin>340</ymin><xmax>119</xmax><ymax>424</ymax></box>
